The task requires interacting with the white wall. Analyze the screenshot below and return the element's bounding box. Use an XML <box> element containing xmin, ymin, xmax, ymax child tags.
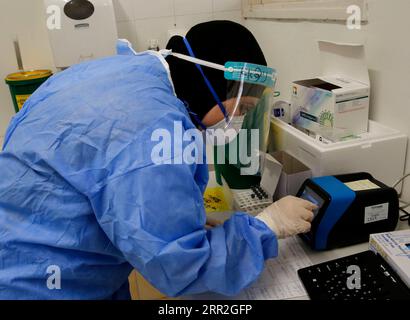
<box><xmin>0</xmin><ymin>0</ymin><xmax>243</xmax><ymax>144</ymax></box>
<box><xmin>114</xmin><ymin>0</ymin><xmax>243</xmax><ymax>51</ymax></box>
<box><xmin>244</xmin><ymin>0</ymin><xmax>410</xmax><ymax>199</ymax></box>
<box><xmin>0</xmin><ymin>0</ymin><xmax>55</xmax><ymax>144</ymax></box>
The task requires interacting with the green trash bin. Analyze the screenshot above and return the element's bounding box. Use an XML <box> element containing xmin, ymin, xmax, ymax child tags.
<box><xmin>5</xmin><ymin>70</ymin><xmax>52</xmax><ymax>113</ymax></box>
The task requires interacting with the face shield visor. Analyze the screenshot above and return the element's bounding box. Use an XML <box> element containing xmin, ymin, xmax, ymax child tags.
<box><xmin>206</xmin><ymin>77</ymin><xmax>269</xmax><ymax>129</ymax></box>
<box><xmin>161</xmin><ymin>43</ymin><xmax>277</xmax><ymax>145</ymax></box>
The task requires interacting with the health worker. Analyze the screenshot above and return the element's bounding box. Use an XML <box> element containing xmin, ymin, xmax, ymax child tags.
<box><xmin>0</xmin><ymin>21</ymin><xmax>316</xmax><ymax>300</ymax></box>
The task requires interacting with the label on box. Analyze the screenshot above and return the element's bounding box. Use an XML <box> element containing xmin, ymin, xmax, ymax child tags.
<box><xmin>364</xmin><ymin>203</ymin><xmax>389</xmax><ymax>224</ymax></box>
<box><xmin>336</xmin><ymin>97</ymin><xmax>368</xmax><ymax>114</ymax></box>
<box><xmin>345</xmin><ymin>179</ymin><xmax>380</xmax><ymax>191</ymax></box>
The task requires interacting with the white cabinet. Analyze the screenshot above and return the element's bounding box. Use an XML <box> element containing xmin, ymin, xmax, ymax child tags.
<box><xmin>269</xmin><ymin>118</ymin><xmax>408</xmax><ymax>189</ymax></box>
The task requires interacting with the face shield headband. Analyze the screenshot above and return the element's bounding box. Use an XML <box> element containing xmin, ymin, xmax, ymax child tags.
<box><xmin>160</xmin><ymin>39</ymin><xmax>277</xmax><ymax>131</ymax></box>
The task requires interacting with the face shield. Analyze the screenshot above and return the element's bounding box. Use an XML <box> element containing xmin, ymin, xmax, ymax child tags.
<box><xmin>160</xmin><ymin>41</ymin><xmax>277</xmax><ymax>188</ymax></box>
<box><xmin>206</xmin><ymin>78</ymin><xmax>269</xmax><ymax>129</ymax></box>
<box><xmin>161</xmin><ymin>45</ymin><xmax>277</xmax><ymax>145</ymax></box>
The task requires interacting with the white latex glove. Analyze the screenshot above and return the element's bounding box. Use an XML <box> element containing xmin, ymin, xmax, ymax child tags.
<box><xmin>256</xmin><ymin>196</ymin><xmax>318</xmax><ymax>239</ymax></box>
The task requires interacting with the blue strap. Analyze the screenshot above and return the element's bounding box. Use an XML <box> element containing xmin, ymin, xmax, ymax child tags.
<box><xmin>183</xmin><ymin>38</ymin><xmax>229</xmax><ymax>121</ymax></box>
<box><xmin>182</xmin><ymin>100</ymin><xmax>207</xmax><ymax>130</ymax></box>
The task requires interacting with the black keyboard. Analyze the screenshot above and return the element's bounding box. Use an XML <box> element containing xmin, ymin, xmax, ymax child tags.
<box><xmin>298</xmin><ymin>251</ymin><xmax>410</xmax><ymax>300</ymax></box>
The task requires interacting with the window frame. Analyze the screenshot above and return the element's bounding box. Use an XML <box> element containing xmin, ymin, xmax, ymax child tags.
<box><xmin>243</xmin><ymin>0</ymin><xmax>368</xmax><ymax>21</ymax></box>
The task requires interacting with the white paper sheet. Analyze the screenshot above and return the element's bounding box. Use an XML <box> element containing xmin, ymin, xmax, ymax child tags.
<box><xmin>237</xmin><ymin>237</ymin><xmax>313</xmax><ymax>300</ymax></box>
<box><xmin>185</xmin><ymin>236</ymin><xmax>313</xmax><ymax>300</ymax></box>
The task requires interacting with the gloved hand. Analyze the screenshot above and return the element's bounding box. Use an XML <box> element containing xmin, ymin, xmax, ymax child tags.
<box><xmin>256</xmin><ymin>196</ymin><xmax>318</xmax><ymax>239</ymax></box>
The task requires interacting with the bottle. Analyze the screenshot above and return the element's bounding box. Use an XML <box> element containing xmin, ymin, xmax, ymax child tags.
<box><xmin>148</xmin><ymin>39</ymin><xmax>160</xmax><ymax>51</ymax></box>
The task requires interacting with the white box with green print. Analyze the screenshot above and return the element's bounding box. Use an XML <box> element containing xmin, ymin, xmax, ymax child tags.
<box><xmin>290</xmin><ymin>41</ymin><xmax>370</xmax><ymax>142</ymax></box>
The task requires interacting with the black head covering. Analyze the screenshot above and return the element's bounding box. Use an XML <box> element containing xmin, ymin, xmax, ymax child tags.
<box><xmin>166</xmin><ymin>20</ymin><xmax>267</xmax><ymax>122</ymax></box>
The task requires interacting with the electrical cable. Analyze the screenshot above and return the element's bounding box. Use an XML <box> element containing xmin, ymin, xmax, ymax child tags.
<box><xmin>399</xmin><ymin>207</ymin><xmax>410</xmax><ymax>222</ymax></box>
<box><xmin>392</xmin><ymin>173</ymin><xmax>410</xmax><ymax>189</ymax></box>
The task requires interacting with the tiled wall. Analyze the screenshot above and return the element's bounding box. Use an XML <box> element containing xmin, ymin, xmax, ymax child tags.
<box><xmin>113</xmin><ymin>0</ymin><xmax>243</xmax><ymax>52</ymax></box>
<box><xmin>0</xmin><ymin>0</ymin><xmax>55</xmax><ymax>139</ymax></box>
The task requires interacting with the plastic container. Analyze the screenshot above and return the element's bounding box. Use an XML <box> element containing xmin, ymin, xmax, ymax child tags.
<box><xmin>5</xmin><ymin>70</ymin><xmax>52</xmax><ymax>112</ymax></box>
<box><xmin>204</xmin><ymin>171</ymin><xmax>235</xmax><ymax>224</ymax></box>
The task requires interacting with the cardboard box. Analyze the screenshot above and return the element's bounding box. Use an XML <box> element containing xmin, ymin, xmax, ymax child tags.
<box><xmin>129</xmin><ymin>270</ymin><xmax>169</xmax><ymax>300</ymax></box>
<box><xmin>291</xmin><ymin>41</ymin><xmax>370</xmax><ymax>142</ymax></box>
<box><xmin>369</xmin><ymin>230</ymin><xmax>410</xmax><ymax>288</ymax></box>
<box><xmin>272</xmin><ymin>151</ymin><xmax>312</xmax><ymax>200</ymax></box>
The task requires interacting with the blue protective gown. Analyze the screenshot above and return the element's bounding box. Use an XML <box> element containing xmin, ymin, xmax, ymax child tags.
<box><xmin>0</xmin><ymin>49</ymin><xmax>278</xmax><ymax>300</ymax></box>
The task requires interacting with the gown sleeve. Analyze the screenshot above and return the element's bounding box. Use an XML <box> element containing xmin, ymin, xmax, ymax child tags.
<box><xmin>88</xmin><ymin>115</ymin><xmax>279</xmax><ymax>297</ymax></box>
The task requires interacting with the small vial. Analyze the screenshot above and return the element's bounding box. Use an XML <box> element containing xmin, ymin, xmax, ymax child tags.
<box><xmin>148</xmin><ymin>39</ymin><xmax>160</xmax><ymax>51</ymax></box>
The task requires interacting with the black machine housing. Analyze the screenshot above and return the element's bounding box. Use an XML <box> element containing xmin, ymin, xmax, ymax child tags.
<box><xmin>297</xmin><ymin>172</ymin><xmax>399</xmax><ymax>250</ymax></box>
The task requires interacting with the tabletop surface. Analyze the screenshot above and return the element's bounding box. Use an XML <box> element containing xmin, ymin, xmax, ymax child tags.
<box><xmin>200</xmin><ymin>169</ymin><xmax>410</xmax><ymax>300</ymax></box>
